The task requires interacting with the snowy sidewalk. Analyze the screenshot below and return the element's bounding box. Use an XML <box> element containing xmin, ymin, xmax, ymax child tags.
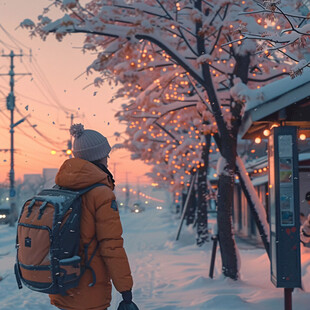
<box><xmin>1</xmin><ymin>207</ymin><xmax>310</xmax><ymax>309</ymax></box>
<box><xmin>119</xmin><ymin>208</ymin><xmax>310</xmax><ymax>310</ymax></box>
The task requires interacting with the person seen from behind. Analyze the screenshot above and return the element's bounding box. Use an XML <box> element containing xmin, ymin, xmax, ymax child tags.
<box><xmin>300</xmin><ymin>192</ymin><xmax>310</xmax><ymax>245</ymax></box>
<box><xmin>50</xmin><ymin>123</ymin><xmax>138</xmax><ymax>310</ymax></box>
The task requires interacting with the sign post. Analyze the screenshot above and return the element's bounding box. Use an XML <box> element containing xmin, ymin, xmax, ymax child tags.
<box><xmin>268</xmin><ymin>126</ymin><xmax>301</xmax><ymax>310</ymax></box>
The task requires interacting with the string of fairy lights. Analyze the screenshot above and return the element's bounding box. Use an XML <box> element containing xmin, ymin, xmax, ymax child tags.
<box><xmin>121</xmin><ymin>187</ymin><xmax>164</xmax><ymax>203</ymax></box>
<box><xmin>13</xmin><ymin>0</ymin><xmax>306</xmax><ymax>199</ymax></box>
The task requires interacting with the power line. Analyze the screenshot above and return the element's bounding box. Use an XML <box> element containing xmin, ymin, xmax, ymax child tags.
<box><xmin>0</xmin><ymin>39</ymin><xmax>16</xmax><ymax>50</ymax></box>
<box><xmin>0</xmin><ymin>110</ymin><xmax>60</xmax><ymax>152</ymax></box>
<box><xmin>15</xmin><ymin>106</ymin><xmax>65</xmax><ymax>148</ymax></box>
<box><xmin>0</xmin><ymin>24</ymin><xmax>31</xmax><ymax>50</ymax></box>
<box><xmin>16</xmin><ymin>151</ymin><xmax>62</xmax><ymax>167</ymax></box>
<box><xmin>0</xmin><ymin>84</ymin><xmax>62</xmax><ymax>109</ymax></box>
<box><xmin>0</xmin><ymin>24</ymin><xmax>75</xmax><ymax>114</ymax></box>
<box><xmin>0</xmin><ymin>24</ymin><xmax>91</xmax><ymax>134</ymax></box>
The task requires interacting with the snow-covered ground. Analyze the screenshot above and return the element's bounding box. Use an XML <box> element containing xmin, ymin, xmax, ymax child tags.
<box><xmin>1</xmin><ymin>206</ymin><xmax>310</xmax><ymax>310</ymax></box>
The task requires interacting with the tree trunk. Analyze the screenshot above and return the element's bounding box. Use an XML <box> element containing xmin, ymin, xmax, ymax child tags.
<box><xmin>215</xmin><ymin>52</ymin><xmax>251</xmax><ymax>279</ymax></box>
<box><xmin>217</xmin><ymin>173</ymin><xmax>238</xmax><ymax>279</ymax></box>
<box><xmin>196</xmin><ymin>134</ymin><xmax>211</xmax><ymax>246</ymax></box>
<box><xmin>185</xmin><ymin>184</ymin><xmax>196</xmax><ymax>226</ymax></box>
<box><xmin>193</xmin><ymin>0</ymin><xmax>239</xmax><ymax>279</ymax></box>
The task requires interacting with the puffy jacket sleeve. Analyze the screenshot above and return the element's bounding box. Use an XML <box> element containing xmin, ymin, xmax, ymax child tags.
<box><xmin>94</xmin><ymin>187</ymin><xmax>133</xmax><ymax>292</ymax></box>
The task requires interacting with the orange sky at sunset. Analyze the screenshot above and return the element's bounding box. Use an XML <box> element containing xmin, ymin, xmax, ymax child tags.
<box><xmin>0</xmin><ymin>0</ymin><xmax>151</xmax><ymax>185</ymax></box>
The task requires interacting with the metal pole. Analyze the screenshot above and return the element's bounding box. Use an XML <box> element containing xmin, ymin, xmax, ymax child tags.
<box><xmin>69</xmin><ymin>113</ymin><xmax>74</xmax><ymax>158</ymax></box>
<box><xmin>125</xmin><ymin>172</ymin><xmax>130</xmax><ymax>212</ymax></box>
<box><xmin>209</xmin><ymin>234</ymin><xmax>218</xmax><ymax>279</ymax></box>
<box><xmin>8</xmin><ymin>51</ymin><xmax>16</xmax><ymax>226</ymax></box>
<box><xmin>176</xmin><ymin>172</ymin><xmax>197</xmax><ymax>241</ymax></box>
<box><xmin>284</xmin><ymin>288</ymin><xmax>293</xmax><ymax>310</ymax></box>
<box><xmin>1</xmin><ymin>50</ymin><xmax>30</xmax><ymax>226</ymax></box>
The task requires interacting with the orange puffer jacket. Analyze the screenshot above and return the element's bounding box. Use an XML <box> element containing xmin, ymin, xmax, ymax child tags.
<box><xmin>49</xmin><ymin>158</ymin><xmax>133</xmax><ymax>310</ymax></box>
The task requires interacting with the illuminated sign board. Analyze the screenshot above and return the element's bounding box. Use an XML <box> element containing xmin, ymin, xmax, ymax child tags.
<box><xmin>268</xmin><ymin>126</ymin><xmax>301</xmax><ymax>288</ymax></box>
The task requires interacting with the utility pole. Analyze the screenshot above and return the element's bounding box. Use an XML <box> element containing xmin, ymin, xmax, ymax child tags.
<box><xmin>1</xmin><ymin>50</ymin><xmax>31</xmax><ymax>226</ymax></box>
<box><xmin>125</xmin><ymin>171</ymin><xmax>130</xmax><ymax>212</ymax></box>
<box><xmin>60</xmin><ymin>113</ymin><xmax>81</xmax><ymax>158</ymax></box>
<box><xmin>67</xmin><ymin>113</ymin><xmax>74</xmax><ymax>158</ymax></box>
<box><xmin>137</xmin><ymin>177</ymin><xmax>140</xmax><ymax>200</ymax></box>
<box><xmin>112</xmin><ymin>162</ymin><xmax>120</xmax><ymax>180</ymax></box>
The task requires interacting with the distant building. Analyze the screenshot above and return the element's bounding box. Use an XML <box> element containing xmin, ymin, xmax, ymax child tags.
<box><xmin>22</xmin><ymin>168</ymin><xmax>58</xmax><ymax>196</ymax></box>
<box><xmin>42</xmin><ymin>168</ymin><xmax>58</xmax><ymax>188</ymax></box>
<box><xmin>23</xmin><ymin>174</ymin><xmax>42</xmax><ymax>185</ymax></box>
<box><xmin>22</xmin><ymin>174</ymin><xmax>43</xmax><ymax>196</ymax></box>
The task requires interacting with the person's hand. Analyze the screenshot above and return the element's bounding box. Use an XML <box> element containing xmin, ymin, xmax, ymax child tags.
<box><xmin>121</xmin><ymin>290</ymin><xmax>132</xmax><ymax>304</ymax></box>
<box><xmin>117</xmin><ymin>291</ymin><xmax>139</xmax><ymax>310</ymax></box>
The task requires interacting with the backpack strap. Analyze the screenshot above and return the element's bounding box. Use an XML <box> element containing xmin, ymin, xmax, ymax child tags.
<box><xmin>56</xmin><ymin>183</ymin><xmax>106</xmax><ymax>288</ymax></box>
<box><xmin>53</xmin><ymin>183</ymin><xmax>107</xmax><ymax>196</ymax></box>
<box><xmin>83</xmin><ymin>237</ymin><xmax>100</xmax><ymax>287</ymax></box>
<box><xmin>79</xmin><ymin>184</ymin><xmax>107</xmax><ymax>287</ymax></box>
<box><xmin>77</xmin><ymin>183</ymin><xmax>107</xmax><ymax>196</ymax></box>
<box><xmin>14</xmin><ymin>263</ymin><xmax>23</xmax><ymax>289</ymax></box>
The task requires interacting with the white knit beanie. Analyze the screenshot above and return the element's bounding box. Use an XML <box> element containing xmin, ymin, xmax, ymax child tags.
<box><xmin>70</xmin><ymin>124</ymin><xmax>111</xmax><ymax>162</ymax></box>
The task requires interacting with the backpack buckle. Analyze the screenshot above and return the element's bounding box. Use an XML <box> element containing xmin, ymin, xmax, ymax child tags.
<box><xmin>26</xmin><ymin>199</ymin><xmax>36</xmax><ymax>218</ymax></box>
<box><xmin>37</xmin><ymin>201</ymin><xmax>48</xmax><ymax>220</ymax></box>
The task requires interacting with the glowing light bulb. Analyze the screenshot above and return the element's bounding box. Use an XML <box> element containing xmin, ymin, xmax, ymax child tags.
<box><xmin>255</xmin><ymin>137</ymin><xmax>262</xmax><ymax>144</ymax></box>
<box><xmin>263</xmin><ymin>129</ymin><xmax>270</xmax><ymax>137</ymax></box>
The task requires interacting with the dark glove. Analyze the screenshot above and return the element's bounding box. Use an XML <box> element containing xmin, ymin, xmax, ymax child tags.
<box><xmin>118</xmin><ymin>291</ymin><xmax>139</xmax><ymax>310</ymax></box>
<box><xmin>117</xmin><ymin>300</ymin><xmax>139</xmax><ymax>310</ymax></box>
<box><xmin>121</xmin><ymin>290</ymin><xmax>132</xmax><ymax>304</ymax></box>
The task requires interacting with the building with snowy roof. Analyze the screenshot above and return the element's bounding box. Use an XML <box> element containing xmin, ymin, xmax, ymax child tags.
<box><xmin>234</xmin><ymin>70</ymin><xmax>310</xmax><ymax>244</ymax></box>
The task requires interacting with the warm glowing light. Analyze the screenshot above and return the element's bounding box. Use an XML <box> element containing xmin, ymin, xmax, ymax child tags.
<box><xmin>255</xmin><ymin>137</ymin><xmax>262</xmax><ymax>144</ymax></box>
<box><xmin>51</xmin><ymin>150</ymin><xmax>56</xmax><ymax>155</ymax></box>
<box><xmin>271</xmin><ymin>123</ymin><xmax>279</xmax><ymax>129</ymax></box>
<box><xmin>263</xmin><ymin>129</ymin><xmax>270</xmax><ymax>137</ymax></box>
<box><xmin>66</xmin><ymin>149</ymin><xmax>72</xmax><ymax>155</ymax></box>
<box><xmin>299</xmin><ymin>133</ymin><xmax>306</xmax><ymax>140</ymax></box>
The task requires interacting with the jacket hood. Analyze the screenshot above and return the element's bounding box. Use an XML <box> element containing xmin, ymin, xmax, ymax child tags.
<box><xmin>55</xmin><ymin>158</ymin><xmax>114</xmax><ymax>190</ymax></box>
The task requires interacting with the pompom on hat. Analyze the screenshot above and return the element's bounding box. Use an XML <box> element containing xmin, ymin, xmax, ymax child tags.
<box><xmin>70</xmin><ymin>123</ymin><xmax>111</xmax><ymax>162</ymax></box>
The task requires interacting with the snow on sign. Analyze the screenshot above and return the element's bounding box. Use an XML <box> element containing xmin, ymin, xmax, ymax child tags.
<box><xmin>268</xmin><ymin>126</ymin><xmax>301</xmax><ymax>289</ymax></box>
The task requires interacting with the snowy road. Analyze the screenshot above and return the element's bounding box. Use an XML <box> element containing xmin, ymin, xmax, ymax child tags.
<box><xmin>1</xmin><ymin>206</ymin><xmax>310</xmax><ymax>309</ymax></box>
